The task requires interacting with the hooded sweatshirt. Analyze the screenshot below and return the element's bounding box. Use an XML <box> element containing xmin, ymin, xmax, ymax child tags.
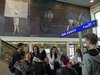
<box><xmin>82</xmin><ymin>48</ymin><xmax>100</xmax><ymax>75</ymax></box>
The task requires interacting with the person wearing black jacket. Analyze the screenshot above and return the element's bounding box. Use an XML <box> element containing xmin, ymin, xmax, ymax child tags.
<box><xmin>40</xmin><ymin>50</ymin><xmax>52</xmax><ymax>75</ymax></box>
<box><xmin>12</xmin><ymin>43</ymin><xmax>25</xmax><ymax>75</ymax></box>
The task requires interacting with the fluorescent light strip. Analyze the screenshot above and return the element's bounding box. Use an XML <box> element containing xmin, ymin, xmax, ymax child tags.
<box><xmin>90</xmin><ymin>0</ymin><xmax>94</xmax><ymax>3</ymax></box>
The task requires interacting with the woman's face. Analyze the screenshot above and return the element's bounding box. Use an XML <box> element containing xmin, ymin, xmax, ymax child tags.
<box><xmin>33</xmin><ymin>47</ymin><xmax>38</xmax><ymax>53</ymax></box>
<box><xmin>77</xmin><ymin>52</ymin><xmax>81</xmax><ymax>56</ymax></box>
<box><xmin>25</xmin><ymin>53</ymin><xmax>31</xmax><ymax>61</ymax></box>
<box><xmin>52</xmin><ymin>48</ymin><xmax>57</xmax><ymax>54</ymax></box>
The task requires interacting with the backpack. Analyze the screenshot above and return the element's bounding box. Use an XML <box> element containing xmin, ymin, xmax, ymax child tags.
<box><xmin>8</xmin><ymin>56</ymin><xmax>15</xmax><ymax>73</ymax></box>
<box><xmin>8</xmin><ymin>65</ymin><xmax>15</xmax><ymax>73</ymax></box>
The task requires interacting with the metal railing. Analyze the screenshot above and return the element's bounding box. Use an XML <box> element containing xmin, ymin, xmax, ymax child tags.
<box><xmin>0</xmin><ymin>39</ymin><xmax>17</xmax><ymax>64</ymax></box>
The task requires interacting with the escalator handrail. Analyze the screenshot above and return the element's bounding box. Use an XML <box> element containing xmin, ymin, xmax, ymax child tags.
<box><xmin>1</xmin><ymin>40</ymin><xmax>17</xmax><ymax>50</ymax></box>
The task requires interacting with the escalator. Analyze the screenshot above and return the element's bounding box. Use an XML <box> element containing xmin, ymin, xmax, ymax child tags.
<box><xmin>0</xmin><ymin>39</ymin><xmax>17</xmax><ymax>75</ymax></box>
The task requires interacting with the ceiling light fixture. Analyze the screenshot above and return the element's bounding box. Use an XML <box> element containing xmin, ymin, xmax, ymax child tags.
<box><xmin>90</xmin><ymin>0</ymin><xmax>94</xmax><ymax>3</ymax></box>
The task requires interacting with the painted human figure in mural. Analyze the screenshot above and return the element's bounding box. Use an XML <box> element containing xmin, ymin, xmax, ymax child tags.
<box><xmin>45</xmin><ymin>10</ymin><xmax>53</xmax><ymax>19</ymax></box>
<box><xmin>67</xmin><ymin>12</ymin><xmax>83</xmax><ymax>31</ymax></box>
<box><xmin>78</xmin><ymin>12</ymin><xmax>83</xmax><ymax>25</ymax></box>
<box><xmin>40</xmin><ymin>9</ymin><xmax>54</xmax><ymax>33</ymax></box>
<box><xmin>13</xmin><ymin>12</ymin><xmax>20</xmax><ymax>34</ymax></box>
<box><xmin>67</xmin><ymin>19</ymin><xmax>79</xmax><ymax>31</ymax></box>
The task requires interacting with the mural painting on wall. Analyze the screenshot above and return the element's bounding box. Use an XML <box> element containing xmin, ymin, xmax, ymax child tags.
<box><xmin>30</xmin><ymin>1</ymin><xmax>91</xmax><ymax>37</ymax></box>
<box><xmin>0</xmin><ymin>0</ymin><xmax>91</xmax><ymax>37</ymax></box>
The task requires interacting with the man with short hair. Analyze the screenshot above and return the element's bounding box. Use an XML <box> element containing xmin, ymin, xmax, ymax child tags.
<box><xmin>13</xmin><ymin>43</ymin><xmax>25</xmax><ymax>75</ymax></box>
<box><xmin>82</xmin><ymin>33</ymin><xmax>100</xmax><ymax>75</ymax></box>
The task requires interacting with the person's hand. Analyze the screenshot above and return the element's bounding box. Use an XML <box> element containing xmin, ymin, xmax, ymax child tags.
<box><xmin>62</xmin><ymin>64</ymin><xmax>66</xmax><ymax>67</ymax></box>
<box><xmin>44</xmin><ymin>58</ymin><xmax>49</xmax><ymax>64</ymax></box>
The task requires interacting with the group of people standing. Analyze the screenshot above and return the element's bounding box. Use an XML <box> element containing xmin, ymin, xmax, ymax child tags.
<box><xmin>8</xmin><ymin>33</ymin><xmax>100</xmax><ymax>75</ymax></box>
<box><xmin>9</xmin><ymin>43</ymin><xmax>77</xmax><ymax>75</ymax></box>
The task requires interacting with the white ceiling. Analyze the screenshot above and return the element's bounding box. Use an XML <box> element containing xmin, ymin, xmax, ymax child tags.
<box><xmin>57</xmin><ymin>0</ymin><xmax>100</xmax><ymax>7</ymax></box>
